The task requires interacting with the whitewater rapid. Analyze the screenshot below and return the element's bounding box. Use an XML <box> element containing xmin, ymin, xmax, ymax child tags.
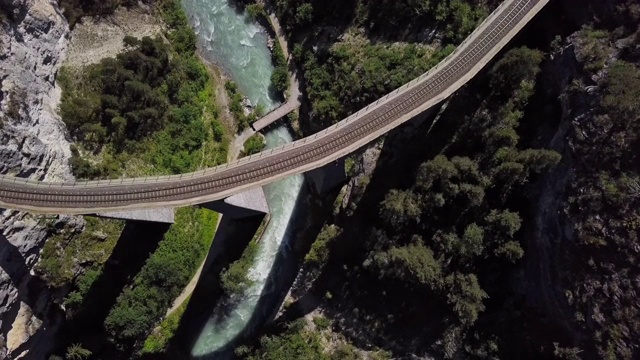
<box><xmin>182</xmin><ymin>0</ymin><xmax>280</xmax><ymax>111</ymax></box>
<box><xmin>181</xmin><ymin>0</ymin><xmax>303</xmax><ymax>357</ymax></box>
<box><xmin>191</xmin><ymin>126</ymin><xmax>303</xmax><ymax>357</ymax></box>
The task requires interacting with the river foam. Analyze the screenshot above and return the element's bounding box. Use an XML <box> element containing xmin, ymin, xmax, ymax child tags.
<box><xmin>191</xmin><ymin>126</ymin><xmax>303</xmax><ymax>358</ymax></box>
<box><xmin>182</xmin><ymin>0</ymin><xmax>280</xmax><ymax>111</ymax></box>
<box><xmin>182</xmin><ymin>1</ymin><xmax>301</xmax><ymax>357</ymax></box>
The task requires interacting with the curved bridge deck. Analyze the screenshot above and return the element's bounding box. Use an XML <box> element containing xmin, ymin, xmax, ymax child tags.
<box><xmin>0</xmin><ymin>0</ymin><xmax>548</xmax><ymax>215</ymax></box>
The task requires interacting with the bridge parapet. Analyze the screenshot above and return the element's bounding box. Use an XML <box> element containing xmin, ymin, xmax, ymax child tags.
<box><xmin>0</xmin><ymin>0</ymin><xmax>549</xmax><ymax>214</ymax></box>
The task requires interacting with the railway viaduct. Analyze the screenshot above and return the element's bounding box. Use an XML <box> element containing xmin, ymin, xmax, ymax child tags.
<box><xmin>0</xmin><ymin>0</ymin><xmax>550</xmax><ymax>216</ymax></box>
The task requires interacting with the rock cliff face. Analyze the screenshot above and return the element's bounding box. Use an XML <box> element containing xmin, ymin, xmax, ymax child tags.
<box><xmin>0</xmin><ymin>0</ymin><xmax>74</xmax><ymax>358</ymax></box>
<box><xmin>524</xmin><ymin>37</ymin><xmax>584</xmax><ymax>341</ymax></box>
<box><xmin>526</xmin><ymin>1</ymin><xmax>640</xmax><ymax>354</ymax></box>
<box><xmin>0</xmin><ymin>0</ymin><xmax>71</xmax><ymax>180</ymax></box>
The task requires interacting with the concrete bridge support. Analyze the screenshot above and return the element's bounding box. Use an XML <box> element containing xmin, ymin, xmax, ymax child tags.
<box><xmin>91</xmin><ymin>187</ymin><xmax>270</xmax><ymax>224</ymax></box>
<box><xmin>93</xmin><ymin>208</ymin><xmax>176</xmax><ymax>224</ymax></box>
<box><xmin>305</xmin><ymin>158</ymin><xmax>348</xmax><ymax>194</ymax></box>
<box><xmin>199</xmin><ymin>186</ymin><xmax>270</xmax><ymax>219</ymax></box>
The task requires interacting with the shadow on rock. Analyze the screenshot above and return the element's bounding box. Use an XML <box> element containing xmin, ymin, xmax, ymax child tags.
<box><xmin>52</xmin><ymin>220</ymin><xmax>170</xmax><ymax>358</ymax></box>
<box><xmin>0</xmin><ymin>232</ymin><xmax>64</xmax><ymax>359</ymax></box>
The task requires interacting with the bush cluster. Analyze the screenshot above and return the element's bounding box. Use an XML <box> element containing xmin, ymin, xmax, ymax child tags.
<box><xmin>274</xmin><ymin>0</ymin><xmax>490</xmax><ymax>42</ymax></box>
<box><xmin>364</xmin><ymin>47</ymin><xmax>559</xmax><ymax>328</ymax></box>
<box><xmin>225</xmin><ymin>81</ymin><xmax>266</xmax><ymax>132</ymax></box>
<box><xmin>297</xmin><ymin>41</ymin><xmax>453</xmax><ymax>127</ymax></box>
<box><xmin>60</xmin><ymin>0</ymin><xmax>227</xmax><ymax>178</ymax></box>
<box><xmin>104</xmin><ymin>208</ymin><xmax>218</xmax><ymax>345</ymax></box>
<box><xmin>241</xmin><ymin>133</ymin><xmax>266</xmax><ymax>157</ymax></box>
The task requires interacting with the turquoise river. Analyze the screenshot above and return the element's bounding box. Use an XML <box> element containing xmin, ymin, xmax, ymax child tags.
<box><xmin>181</xmin><ymin>0</ymin><xmax>304</xmax><ymax>358</ymax></box>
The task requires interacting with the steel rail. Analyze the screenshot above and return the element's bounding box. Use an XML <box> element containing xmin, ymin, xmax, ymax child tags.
<box><xmin>0</xmin><ymin>0</ymin><xmax>548</xmax><ymax>214</ymax></box>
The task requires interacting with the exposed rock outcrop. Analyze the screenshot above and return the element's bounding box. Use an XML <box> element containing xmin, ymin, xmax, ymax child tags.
<box><xmin>0</xmin><ymin>0</ymin><xmax>73</xmax><ymax>358</ymax></box>
<box><xmin>1</xmin><ymin>0</ymin><xmax>72</xmax><ymax>181</ymax></box>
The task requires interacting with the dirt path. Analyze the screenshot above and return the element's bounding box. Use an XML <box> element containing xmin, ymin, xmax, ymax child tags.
<box><xmin>64</xmin><ymin>6</ymin><xmax>162</xmax><ymax>68</ymax></box>
<box><xmin>268</xmin><ymin>12</ymin><xmax>302</xmax><ymax>103</ymax></box>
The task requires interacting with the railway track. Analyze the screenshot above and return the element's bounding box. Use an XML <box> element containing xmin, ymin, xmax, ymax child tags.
<box><xmin>0</xmin><ymin>0</ymin><xmax>547</xmax><ymax>214</ymax></box>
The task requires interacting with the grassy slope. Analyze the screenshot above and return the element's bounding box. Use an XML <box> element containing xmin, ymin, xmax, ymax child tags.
<box><xmin>41</xmin><ymin>0</ymin><xmax>230</xmax><ymax>356</ymax></box>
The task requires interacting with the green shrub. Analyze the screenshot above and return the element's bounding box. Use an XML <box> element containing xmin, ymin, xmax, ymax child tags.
<box><xmin>59</xmin><ymin>0</ymin><xmax>228</xmax><ymax>179</ymax></box>
<box><xmin>36</xmin><ymin>218</ymin><xmax>124</xmax><ymax>289</ymax></box>
<box><xmin>225</xmin><ymin>80</ymin><xmax>265</xmax><ymax>131</ymax></box>
<box><xmin>244</xmin><ymin>320</ymin><xmax>329</xmax><ymax>360</ymax></box>
<box><xmin>58</xmin><ymin>0</ymin><xmax>135</xmax><ymax>28</ymax></box>
<box><xmin>241</xmin><ymin>133</ymin><xmax>266</xmax><ymax>157</ymax></box>
<box><xmin>301</xmin><ymin>42</ymin><xmax>453</xmax><ymax>126</ymax></box>
<box><xmin>271</xmin><ymin>66</ymin><xmax>289</xmax><ymax>93</ymax></box>
<box><xmin>246</xmin><ymin>3</ymin><xmax>267</xmax><ymax>20</ymax></box>
<box><xmin>272</xmin><ymin>37</ymin><xmax>287</xmax><ymax>68</ymax></box>
<box><xmin>294</xmin><ymin>3</ymin><xmax>314</xmax><ymax>26</ymax></box>
<box><xmin>305</xmin><ymin>225</ymin><xmax>341</xmax><ymax>271</ymax></box>
<box><xmin>105</xmin><ymin>208</ymin><xmax>218</xmax><ymax>344</ymax></box>
<box><xmin>65</xmin><ymin>343</ymin><xmax>92</xmax><ymax>360</ymax></box>
<box><xmin>220</xmin><ymin>241</ymin><xmax>259</xmax><ymax>296</ymax></box>
<box><xmin>141</xmin><ymin>295</ymin><xmax>192</xmax><ymax>355</ymax></box>
<box><xmin>64</xmin><ymin>267</ymin><xmax>103</xmax><ymax>310</ymax></box>
<box><xmin>220</xmin><ymin>217</ymin><xmax>269</xmax><ymax>297</ymax></box>
<box><xmin>576</xmin><ymin>26</ymin><xmax>611</xmax><ymax>73</ymax></box>
<box><xmin>312</xmin><ymin>315</ymin><xmax>331</xmax><ymax>330</ymax></box>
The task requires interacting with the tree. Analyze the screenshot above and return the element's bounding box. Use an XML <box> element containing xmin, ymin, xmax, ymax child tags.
<box><xmin>271</xmin><ymin>66</ymin><xmax>289</xmax><ymax>93</ymax></box>
<box><xmin>602</xmin><ymin>61</ymin><xmax>640</xmax><ymax>119</ymax></box>
<box><xmin>458</xmin><ymin>183</ymin><xmax>485</xmax><ymax>209</ymax></box>
<box><xmin>295</xmin><ymin>3</ymin><xmax>314</xmax><ymax>26</ymax></box>
<box><xmin>246</xmin><ymin>3</ymin><xmax>267</xmax><ymax>20</ymax></box>
<box><xmin>493</xmin><ymin>161</ymin><xmax>525</xmax><ymax>184</ymax></box>
<box><xmin>489</xmin><ymin>47</ymin><xmax>544</xmax><ymax>97</ymax></box>
<box><xmin>460</xmin><ymin>223</ymin><xmax>485</xmax><ymax>259</ymax></box>
<box><xmin>494</xmin><ymin>241</ymin><xmax>524</xmax><ymax>263</ymax></box>
<box><xmin>380</xmin><ymin>189</ymin><xmax>422</xmax><ymax>227</ymax></box>
<box><xmin>65</xmin><ymin>343</ymin><xmax>92</xmax><ymax>360</ymax></box>
<box><xmin>372</xmin><ymin>244</ymin><xmax>442</xmax><ymax>287</ymax></box>
<box><xmin>445</xmin><ymin>0</ymin><xmax>487</xmax><ymax>43</ymax></box>
<box><xmin>483</xmin><ymin>125</ymin><xmax>519</xmax><ymax>149</ymax></box>
<box><xmin>170</xmin><ymin>27</ymin><xmax>197</xmax><ymax>55</ymax></box>
<box><xmin>484</xmin><ymin>209</ymin><xmax>522</xmax><ymax>238</ymax></box>
<box><xmin>516</xmin><ymin>149</ymin><xmax>562</xmax><ymax>174</ymax></box>
<box><xmin>445</xmin><ymin>273</ymin><xmax>488</xmax><ymax>325</ymax></box>
<box><xmin>416</xmin><ymin>155</ymin><xmax>458</xmax><ymax>192</ymax></box>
